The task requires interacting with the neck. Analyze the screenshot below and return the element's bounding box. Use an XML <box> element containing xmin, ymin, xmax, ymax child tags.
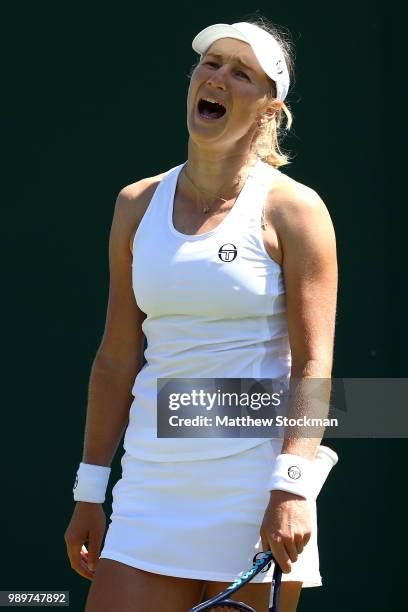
<box><xmin>182</xmin><ymin>140</ymin><xmax>258</xmax><ymax>202</ymax></box>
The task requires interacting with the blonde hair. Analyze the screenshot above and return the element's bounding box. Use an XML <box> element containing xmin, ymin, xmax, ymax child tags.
<box><xmin>246</xmin><ymin>16</ymin><xmax>295</xmax><ymax>168</ymax></box>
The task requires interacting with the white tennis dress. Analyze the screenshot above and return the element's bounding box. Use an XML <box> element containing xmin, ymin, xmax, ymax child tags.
<box><xmin>100</xmin><ymin>159</ymin><xmax>324</xmax><ymax>592</ymax></box>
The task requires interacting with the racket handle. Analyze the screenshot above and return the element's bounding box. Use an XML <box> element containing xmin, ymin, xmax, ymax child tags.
<box><xmin>269</xmin><ymin>564</ymin><xmax>282</xmax><ymax>612</ymax></box>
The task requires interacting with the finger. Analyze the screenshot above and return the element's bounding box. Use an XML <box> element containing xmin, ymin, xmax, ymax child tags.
<box><xmin>80</xmin><ymin>548</ymin><xmax>94</xmax><ymax>572</ymax></box>
<box><xmin>294</xmin><ymin>534</ymin><xmax>304</xmax><ymax>555</ymax></box>
<box><xmin>283</xmin><ymin>538</ymin><xmax>299</xmax><ymax>564</ymax></box>
<box><xmin>87</xmin><ymin>530</ymin><xmax>104</xmax><ymax>572</ymax></box>
<box><xmin>80</xmin><ymin>557</ymin><xmax>96</xmax><ymax>579</ymax></box>
<box><xmin>77</xmin><ymin>565</ymin><xmax>95</xmax><ymax>581</ymax></box>
<box><xmin>269</xmin><ymin>535</ymin><xmax>292</xmax><ymax>574</ymax></box>
<box><xmin>66</xmin><ymin>540</ymin><xmax>94</xmax><ymax>580</ymax></box>
<box><xmin>303</xmin><ymin>531</ymin><xmax>312</xmax><ymax>548</ymax></box>
<box><xmin>260</xmin><ymin>535</ymin><xmax>270</xmax><ymax>553</ymax></box>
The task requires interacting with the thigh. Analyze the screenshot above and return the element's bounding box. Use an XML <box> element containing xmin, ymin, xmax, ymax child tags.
<box><xmin>203</xmin><ymin>580</ymin><xmax>302</xmax><ymax>612</ymax></box>
<box><xmin>278</xmin><ymin>582</ymin><xmax>302</xmax><ymax>612</ymax></box>
<box><xmin>85</xmin><ymin>559</ymin><xmax>206</xmax><ymax>612</ymax></box>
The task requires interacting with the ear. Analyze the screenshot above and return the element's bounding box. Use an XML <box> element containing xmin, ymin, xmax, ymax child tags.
<box><xmin>255</xmin><ymin>98</ymin><xmax>284</xmax><ymax>128</ymax></box>
<box><xmin>264</xmin><ymin>100</ymin><xmax>284</xmax><ymax>122</ymax></box>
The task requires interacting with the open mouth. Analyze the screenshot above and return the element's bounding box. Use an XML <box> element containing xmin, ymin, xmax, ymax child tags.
<box><xmin>197</xmin><ymin>97</ymin><xmax>227</xmax><ymax>120</ymax></box>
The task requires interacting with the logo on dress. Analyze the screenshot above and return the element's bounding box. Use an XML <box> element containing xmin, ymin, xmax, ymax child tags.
<box><xmin>218</xmin><ymin>243</ymin><xmax>237</xmax><ymax>262</ymax></box>
<box><xmin>288</xmin><ymin>465</ymin><xmax>301</xmax><ymax>480</ymax></box>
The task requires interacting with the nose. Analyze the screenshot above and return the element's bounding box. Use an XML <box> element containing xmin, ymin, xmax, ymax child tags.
<box><xmin>207</xmin><ymin>78</ymin><xmax>227</xmax><ymax>92</ymax></box>
<box><xmin>206</xmin><ymin>68</ymin><xmax>227</xmax><ymax>91</ymax></box>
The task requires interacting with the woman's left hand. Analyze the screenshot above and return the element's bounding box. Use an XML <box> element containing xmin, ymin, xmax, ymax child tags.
<box><xmin>260</xmin><ymin>490</ymin><xmax>312</xmax><ymax>574</ymax></box>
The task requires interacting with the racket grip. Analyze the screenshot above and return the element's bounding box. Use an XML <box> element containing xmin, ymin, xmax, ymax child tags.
<box><xmin>269</xmin><ymin>565</ymin><xmax>282</xmax><ymax>612</ymax></box>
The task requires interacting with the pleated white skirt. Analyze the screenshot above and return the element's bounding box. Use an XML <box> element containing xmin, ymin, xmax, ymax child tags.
<box><xmin>100</xmin><ymin>440</ymin><xmax>322</xmax><ymax>588</ymax></box>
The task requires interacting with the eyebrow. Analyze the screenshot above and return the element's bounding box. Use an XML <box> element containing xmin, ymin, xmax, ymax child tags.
<box><xmin>203</xmin><ymin>52</ymin><xmax>256</xmax><ymax>73</ymax></box>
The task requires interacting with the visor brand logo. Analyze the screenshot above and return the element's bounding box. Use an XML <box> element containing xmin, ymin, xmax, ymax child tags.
<box><xmin>276</xmin><ymin>59</ymin><xmax>284</xmax><ymax>75</ymax></box>
<box><xmin>218</xmin><ymin>243</ymin><xmax>237</xmax><ymax>262</ymax></box>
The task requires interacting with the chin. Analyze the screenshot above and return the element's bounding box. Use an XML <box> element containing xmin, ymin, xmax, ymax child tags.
<box><xmin>188</xmin><ymin>109</ymin><xmax>226</xmax><ymax>138</ymax></box>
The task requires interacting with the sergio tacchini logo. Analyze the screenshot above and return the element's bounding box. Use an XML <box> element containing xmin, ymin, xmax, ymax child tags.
<box><xmin>218</xmin><ymin>243</ymin><xmax>238</xmax><ymax>262</ymax></box>
<box><xmin>288</xmin><ymin>465</ymin><xmax>301</xmax><ymax>480</ymax></box>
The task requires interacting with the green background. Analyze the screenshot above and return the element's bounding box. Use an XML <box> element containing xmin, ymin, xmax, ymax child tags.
<box><xmin>2</xmin><ymin>1</ymin><xmax>404</xmax><ymax>610</ymax></box>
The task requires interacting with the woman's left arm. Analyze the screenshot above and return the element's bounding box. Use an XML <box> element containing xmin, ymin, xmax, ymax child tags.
<box><xmin>260</xmin><ymin>181</ymin><xmax>338</xmax><ymax>572</ymax></box>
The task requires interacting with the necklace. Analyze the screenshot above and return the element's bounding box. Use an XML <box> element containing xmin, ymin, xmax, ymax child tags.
<box><xmin>181</xmin><ymin>165</ymin><xmax>250</xmax><ymax>214</ymax></box>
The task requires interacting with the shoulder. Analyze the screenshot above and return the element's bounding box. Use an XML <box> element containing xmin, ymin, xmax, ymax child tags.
<box><xmin>116</xmin><ymin>172</ymin><xmax>166</xmax><ymax>225</ymax></box>
<box><xmin>264</xmin><ymin>171</ymin><xmax>336</xmax><ymax>242</ymax></box>
<box><xmin>112</xmin><ymin>171</ymin><xmax>167</xmax><ymax>253</ymax></box>
<box><xmin>266</xmin><ymin>171</ymin><xmax>330</xmax><ymax>221</ymax></box>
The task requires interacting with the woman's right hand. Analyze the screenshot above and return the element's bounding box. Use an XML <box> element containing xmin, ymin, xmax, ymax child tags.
<box><xmin>64</xmin><ymin>502</ymin><xmax>106</xmax><ymax>580</ymax></box>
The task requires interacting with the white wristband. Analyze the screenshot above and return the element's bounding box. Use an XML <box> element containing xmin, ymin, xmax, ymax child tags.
<box><xmin>311</xmin><ymin>445</ymin><xmax>339</xmax><ymax>498</ymax></box>
<box><xmin>73</xmin><ymin>462</ymin><xmax>111</xmax><ymax>503</ymax></box>
<box><xmin>267</xmin><ymin>453</ymin><xmax>315</xmax><ymax>499</ymax></box>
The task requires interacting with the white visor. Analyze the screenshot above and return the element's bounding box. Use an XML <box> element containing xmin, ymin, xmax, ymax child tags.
<box><xmin>192</xmin><ymin>22</ymin><xmax>290</xmax><ymax>101</ymax></box>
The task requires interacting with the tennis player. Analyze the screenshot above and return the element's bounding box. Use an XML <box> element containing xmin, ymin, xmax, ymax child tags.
<box><xmin>64</xmin><ymin>17</ymin><xmax>338</xmax><ymax>612</ymax></box>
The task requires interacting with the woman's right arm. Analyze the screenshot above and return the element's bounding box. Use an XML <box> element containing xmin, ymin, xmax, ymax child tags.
<box><xmin>64</xmin><ymin>177</ymin><xmax>159</xmax><ymax>579</ymax></box>
<box><xmin>81</xmin><ymin>184</ymin><xmax>148</xmax><ymax>467</ymax></box>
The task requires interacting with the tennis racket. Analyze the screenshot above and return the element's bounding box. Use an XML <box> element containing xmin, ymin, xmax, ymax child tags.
<box><xmin>189</xmin><ymin>551</ymin><xmax>282</xmax><ymax>612</ymax></box>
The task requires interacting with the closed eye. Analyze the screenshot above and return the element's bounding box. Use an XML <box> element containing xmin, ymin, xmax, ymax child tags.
<box><xmin>203</xmin><ymin>61</ymin><xmax>251</xmax><ymax>81</ymax></box>
<box><xmin>235</xmin><ymin>70</ymin><xmax>250</xmax><ymax>80</ymax></box>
